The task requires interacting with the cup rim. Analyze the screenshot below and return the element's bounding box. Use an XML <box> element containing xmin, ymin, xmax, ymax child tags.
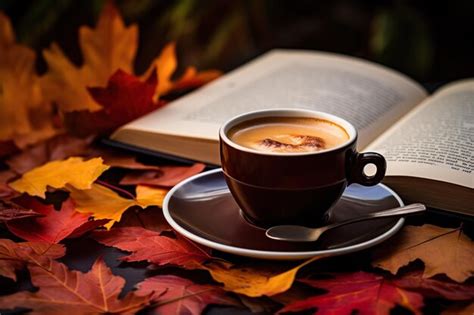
<box><xmin>219</xmin><ymin>108</ymin><xmax>357</xmax><ymax>156</ymax></box>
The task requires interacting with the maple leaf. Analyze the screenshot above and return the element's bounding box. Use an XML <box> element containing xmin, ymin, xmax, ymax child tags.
<box><xmin>6</xmin><ymin>196</ymin><xmax>107</xmax><ymax>243</ymax></box>
<box><xmin>0</xmin><ymin>199</ymin><xmax>41</xmax><ymax>221</ymax></box>
<box><xmin>372</xmin><ymin>224</ymin><xmax>474</xmax><ymax>282</ymax></box>
<box><xmin>115</xmin><ymin>206</ymin><xmax>172</xmax><ymax>232</ymax></box>
<box><xmin>120</xmin><ymin>163</ymin><xmax>206</xmax><ymax>187</ymax></box>
<box><xmin>206</xmin><ymin>257</ymin><xmax>320</xmax><ymax>297</ymax></box>
<box><xmin>0</xmin><ymin>239</ymin><xmax>65</xmax><ymax>281</ymax></box>
<box><xmin>90</xmin><ymin>147</ymin><xmax>161</xmax><ymax>170</ymax></box>
<box><xmin>0</xmin><ymin>257</ymin><xmax>150</xmax><ymax>314</ymax></box>
<box><xmin>143</xmin><ymin>42</ymin><xmax>222</xmax><ymax>99</ymax></box>
<box><xmin>170</xmin><ymin>66</ymin><xmax>222</xmax><ymax>94</ymax></box>
<box><xmin>41</xmin><ymin>1</ymin><xmax>138</xmax><ymax>112</ymax></box>
<box><xmin>278</xmin><ymin>272</ymin><xmax>424</xmax><ymax>315</ymax></box>
<box><xmin>393</xmin><ymin>270</ymin><xmax>474</xmax><ymax>301</ymax></box>
<box><xmin>0</xmin><ymin>12</ymin><xmax>57</xmax><ymax>147</ymax></box>
<box><xmin>9</xmin><ymin>156</ymin><xmax>109</xmax><ymax>198</ymax></box>
<box><xmin>92</xmin><ymin>227</ymin><xmax>211</xmax><ymax>269</ymax></box>
<box><xmin>64</xmin><ymin>69</ymin><xmax>164</xmax><ymax>136</ymax></box>
<box><xmin>70</xmin><ymin>183</ymin><xmax>167</xmax><ymax>229</ymax></box>
<box><xmin>6</xmin><ymin>134</ymin><xmax>94</xmax><ymax>174</ymax></box>
<box><xmin>135</xmin><ymin>275</ymin><xmax>238</xmax><ymax>315</ymax></box>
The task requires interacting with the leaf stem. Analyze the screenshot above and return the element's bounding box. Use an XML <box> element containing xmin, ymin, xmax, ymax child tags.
<box><xmin>96</xmin><ymin>180</ymin><xmax>136</xmax><ymax>200</ymax></box>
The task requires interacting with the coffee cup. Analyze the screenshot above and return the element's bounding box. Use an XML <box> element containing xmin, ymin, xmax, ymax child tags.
<box><xmin>219</xmin><ymin>109</ymin><xmax>386</xmax><ymax>227</ymax></box>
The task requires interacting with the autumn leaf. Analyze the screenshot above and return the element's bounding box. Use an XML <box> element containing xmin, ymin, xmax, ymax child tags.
<box><xmin>6</xmin><ymin>196</ymin><xmax>107</xmax><ymax>243</ymax></box>
<box><xmin>120</xmin><ymin>163</ymin><xmax>206</xmax><ymax>187</ymax></box>
<box><xmin>170</xmin><ymin>66</ymin><xmax>222</xmax><ymax>94</ymax></box>
<box><xmin>144</xmin><ymin>42</ymin><xmax>177</xmax><ymax>98</ymax></box>
<box><xmin>393</xmin><ymin>270</ymin><xmax>474</xmax><ymax>301</ymax></box>
<box><xmin>0</xmin><ymin>12</ymin><xmax>57</xmax><ymax>147</ymax></box>
<box><xmin>90</xmin><ymin>147</ymin><xmax>161</xmax><ymax>170</ymax></box>
<box><xmin>206</xmin><ymin>257</ymin><xmax>320</xmax><ymax>297</ymax></box>
<box><xmin>144</xmin><ymin>42</ymin><xmax>222</xmax><ymax>99</ymax></box>
<box><xmin>70</xmin><ymin>183</ymin><xmax>167</xmax><ymax>229</ymax></box>
<box><xmin>9</xmin><ymin>156</ymin><xmax>109</xmax><ymax>198</ymax></box>
<box><xmin>92</xmin><ymin>227</ymin><xmax>211</xmax><ymax>269</ymax></box>
<box><xmin>0</xmin><ymin>257</ymin><xmax>150</xmax><ymax>314</ymax></box>
<box><xmin>41</xmin><ymin>2</ymin><xmax>137</xmax><ymax>112</ymax></box>
<box><xmin>64</xmin><ymin>69</ymin><xmax>164</xmax><ymax>136</ymax></box>
<box><xmin>135</xmin><ymin>275</ymin><xmax>239</xmax><ymax>315</ymax></box>
<box><xmin>0</xmin><ymin>199</ymin><xmax>41</xmax><ymax>221</ymax></box>
<box><xmin>278</xmin><ymin>272</ymin><xmax>424</xmax><ymax>315</ymax></box>
<box><xmin>372</xmin><ymin>224</ymin><xmax>474</xmax><ymax>282</ymax></box>
<box><xmin>115</xmin><ymin>206</ymin><xmax>172</xmax><ymax>232</ymax></box>
<box><xmin>6</xmin><ymin>134</ymin><xmax>94</xmax><ymax>174</ymax></box>
<box><xmin>0</xmin><ymin>239</ymin><xmax>65</xmax><ymax>281</ymax></box>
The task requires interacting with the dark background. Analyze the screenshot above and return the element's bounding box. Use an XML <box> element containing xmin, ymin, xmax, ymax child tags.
<box><xmin>1</xmin><ymin>0</ymin><xmax>474</xmax><ymax>86</ymax></box>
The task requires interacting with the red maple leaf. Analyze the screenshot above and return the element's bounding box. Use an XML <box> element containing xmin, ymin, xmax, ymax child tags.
<box><xmin>0</xmin><ymin>239</ymin><xmax>65</xmax><ymax>281</ymax></box>
<box><xmin>136</xmin><ymin>275</ymin><xmax>238</xmax><ymax>315</ymax></box>
<box><xmin>92</xmin><ymin>227</ymin><xmax>211</xmax><ymax>269</ymax></box>
<box><xmin>64</xmin><ymin>69</ymin><xmax>165</xmax><ymax>136</ymax></box>
<box><xmin>278</xmin><ymin>272</ymin><xmax>424</xmax><ymax>315</ymax></box>
<box><xmin>6</xmin><ymin>196</ymin><xmax>107</xmax><ymax>243</ymax></box>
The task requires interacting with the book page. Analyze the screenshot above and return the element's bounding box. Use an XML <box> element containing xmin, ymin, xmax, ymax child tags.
<box><xmin>118</xmin><ymin>50</ymin><xmax>426</xmax><ymax>148</ymax></box>
<box><xmin>366</xmin><ymin>79</ymin><xmax>474</xmax><ymax>188</ymax></box>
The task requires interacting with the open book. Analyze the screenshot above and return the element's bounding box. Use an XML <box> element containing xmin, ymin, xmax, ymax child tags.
<box><xmin>111</xmin><ymin>50</ymin><xmax>473</xmax><ymax>217</ymax></box>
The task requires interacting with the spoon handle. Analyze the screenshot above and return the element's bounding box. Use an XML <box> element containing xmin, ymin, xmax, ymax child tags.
<box><xmin>322</xmin><ymin>203</ymin><xmax>426</xmax><ymax>232</ymax></box>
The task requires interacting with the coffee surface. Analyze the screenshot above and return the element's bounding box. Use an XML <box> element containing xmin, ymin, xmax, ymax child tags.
<box><xmin>228</xmin><ymin>117</ymin><xmax>349</xmax><ymax>153</ymax></box>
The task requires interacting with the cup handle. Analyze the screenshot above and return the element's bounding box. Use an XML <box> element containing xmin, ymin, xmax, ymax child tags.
<box><xmin>350</xmin><ymin>152</ymin><xmax>386</xmax><ymax>186</ymax></box>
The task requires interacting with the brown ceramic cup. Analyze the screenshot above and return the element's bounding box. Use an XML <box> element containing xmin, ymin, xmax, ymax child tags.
<box><xmin>219</xmin><ymin>109</ymin><xmax>386</xmax><ymax>227</ymax></box>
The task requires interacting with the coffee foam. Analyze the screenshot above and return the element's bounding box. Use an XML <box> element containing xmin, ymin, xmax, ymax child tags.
<box><xmin>228</xmin><ymin>117</ymin><xmax>349</xmax><ymax>153</ymax></box>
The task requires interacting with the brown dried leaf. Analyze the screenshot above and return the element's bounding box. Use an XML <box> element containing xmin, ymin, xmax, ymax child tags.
<box><xmin>372</xmin><ymin>224</ymin><xmax>474</xmax><ymax>283</ymax></box>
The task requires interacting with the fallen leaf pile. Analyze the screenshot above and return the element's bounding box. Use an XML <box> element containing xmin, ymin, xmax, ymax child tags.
<box><xmin>0</xmin><ymin>2</ymin><xmax>473</xmax><ymax>315</ymax></box>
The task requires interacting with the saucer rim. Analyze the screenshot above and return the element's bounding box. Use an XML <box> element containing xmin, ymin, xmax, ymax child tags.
<box><xmin>163</xmin><ymin>168</ymin><xmax>405</xmax><ymax>260</ymax></box>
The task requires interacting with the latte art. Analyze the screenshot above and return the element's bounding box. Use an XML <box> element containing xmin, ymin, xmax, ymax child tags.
<box><xmin>228</xmin><ymin>117</ymin><xmax>349</xmax><ymax>153</ymax></box>
<box><xmin>258</xmin><ymin>135</ymin><xmax>325</xmax><ymax>153</ymax></box>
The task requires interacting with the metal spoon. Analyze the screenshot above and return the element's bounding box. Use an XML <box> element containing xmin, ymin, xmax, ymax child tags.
<box><xmin>265</xmin><ymin>203</ymin><xmax>426</xmax><ymax>242</ymax></box>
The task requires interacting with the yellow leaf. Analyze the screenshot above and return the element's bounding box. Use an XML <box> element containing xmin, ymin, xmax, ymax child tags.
<box><xmin>9</xmin><ymin>157</ymin><xmax>109</xmax><ymax>198</ymax></box>
<box><xmin>0</xmin><ymin>13</ymin><xmax>57</xmax><ymax>146</ymax></box>
<box><xmin>372</xmin><ymin>224</ymin><xmax>474</xmax><ymax>282</ymax></box>
<box><xmin>70</xmin><ymin>183</ymin><xmax>167</xmax><ymax>230</ymax></box>
<box><xmin>135</xmin><ymin>185</ymin><xmax>168</xmax><ymax>206</ymax></box>
<box><xmin>41</xmin><ymin>2</ymin><xmax>138</xmax><ymax>112</ymax></box>
<box><xmin>206</xmin><ymin>256</ymin><xmax>320</xmax><ymax>297</ymax></box>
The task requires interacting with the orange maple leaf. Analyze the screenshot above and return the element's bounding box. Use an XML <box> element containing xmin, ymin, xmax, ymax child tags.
<box><xmin>0</xmin><ymin>257</ymin><xmax>150</xmax><ymax>314</ymax></box>
<box><xmin>41</xmin><ymin>2</ymin><xmax>221</xmax><ymax>113</ymax></box>
<box><xmin>0</xmin><ymin>12</ymin><xmax>57</xmax><ymax>147</ymax></box>
<box><xmin>41</xmin><ymin>2</ymin><xmax>138</xmax><ymax>112</ymax></box>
